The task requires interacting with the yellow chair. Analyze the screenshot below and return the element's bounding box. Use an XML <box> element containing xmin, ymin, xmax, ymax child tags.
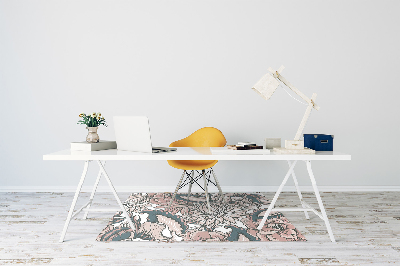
<box><xmin>167</xmin><ymin>127</ymin><xmax>226</xmax><ymax>212</ymax></box>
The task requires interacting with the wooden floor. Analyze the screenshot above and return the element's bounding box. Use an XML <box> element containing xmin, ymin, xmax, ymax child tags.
<box><xmin>0</xmin><ymin>191</ymin><xmax>399</xmax><ymax>265</ymax></box>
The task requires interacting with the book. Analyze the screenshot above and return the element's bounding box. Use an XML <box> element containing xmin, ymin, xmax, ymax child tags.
<box><xmin>237</xmin><ymin>142</ymin><xmax>256</xmax><ymax>146</ymax></box>
<box><xmin>227</xmin><ymin>145</ymin><xmax>263</xmax><ymax>150</ymax></box>
<box><xmin>70</xmin><ymin>140</ymin><xmax>117</xmax><ymax>151</ymax></box>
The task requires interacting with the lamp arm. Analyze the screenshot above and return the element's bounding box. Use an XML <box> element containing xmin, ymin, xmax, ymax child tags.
<box><xmin>294</xmin><ymin>93</ymin><xmax>317</xmax><ymax>140</ymax></box>
<box><xmin>273</xmin><ymin>72</ymin><xmax>320</xmax><ymax>111</ymax></box>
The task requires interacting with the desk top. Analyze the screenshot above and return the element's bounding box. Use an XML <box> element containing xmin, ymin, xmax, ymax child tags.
<box><xmin>43</xmin><ymin>147</ymin><xmax>351</xmax><ymax>161</ymax></box>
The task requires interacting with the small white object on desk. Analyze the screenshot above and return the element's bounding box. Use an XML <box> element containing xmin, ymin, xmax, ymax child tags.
<box><xmin>211</xmin><ymin>147</ymin><xmax>270</xmax><ymax>155</ymax></box>
<box><xmin>265</xmin><ymin>138</ymin><xmax>281</xmax><ymax>149</ymax></box>
<box><xmin>71</xmin><ymin>140</ymin><xmax>117</xmax><ymax>151</ymax></box>
<box><xmin>285</xmin><ymin>140</ymin><xmax>305</xmax><ymax>150</ymax></box>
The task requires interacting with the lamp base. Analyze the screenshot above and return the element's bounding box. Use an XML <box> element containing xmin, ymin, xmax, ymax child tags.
<box><xmin>273</xmin><ymin>147</ymin><xmax>315</xmax><ymax>154</ymax></box>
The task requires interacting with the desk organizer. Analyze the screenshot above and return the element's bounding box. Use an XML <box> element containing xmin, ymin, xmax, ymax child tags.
<box><xmin>304</xmin><ymin>134</ymin><xmax>334</xmax><ymax>151</ymax></box>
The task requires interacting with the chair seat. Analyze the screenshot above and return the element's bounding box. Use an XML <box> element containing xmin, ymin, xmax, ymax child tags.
<box><xmin>167</xmin><ymin>160</ymin><xmax>218</xmax><ymax>170</ymax></box>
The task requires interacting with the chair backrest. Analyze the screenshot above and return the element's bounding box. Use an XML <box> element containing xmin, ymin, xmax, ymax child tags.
<box><xmin>170</xmin><ymin>127</ymin><xmax>226</xmax><ymax>148</ymax></box>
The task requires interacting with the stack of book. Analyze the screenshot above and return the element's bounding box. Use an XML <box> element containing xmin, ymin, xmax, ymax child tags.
<box><xmin>227</xmin><ymin>142</ymin><xmax>263</xmax><ymax>150</ymax></box>
<box><xmin>211</xmin><ymin>142</ymin><xmax>270</xmax><ymax>155</ymax></box>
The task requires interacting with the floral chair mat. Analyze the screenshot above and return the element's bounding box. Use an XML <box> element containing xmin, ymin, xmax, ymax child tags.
<box><xmin>97</xmin><ymin>192</ymin><xmax>306</xmax><ymax>242</ymax></box>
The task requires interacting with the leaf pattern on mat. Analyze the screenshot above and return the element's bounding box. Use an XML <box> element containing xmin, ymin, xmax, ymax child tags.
<box><xmin>97</xmin><ymin>193</ymin><xmax>306</xmax><ymax>242</ymax></box>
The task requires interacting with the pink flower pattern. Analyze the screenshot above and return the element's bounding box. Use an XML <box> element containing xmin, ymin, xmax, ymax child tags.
<box><xmin>97</xmin><ymin>193</ymin><xmax>306</xmax><ymax>242</ymax></box>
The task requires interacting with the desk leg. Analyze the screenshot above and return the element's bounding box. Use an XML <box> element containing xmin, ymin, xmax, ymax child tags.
<box><xmin>59</xmin><ymin>160</ymin><xmax>89</xmax><ymax>242</ymax></box>
<box><xmin>83</xmin><ymin>161</ymin><xmax>106</xmax><ymax>219</ymax></box>
<box><xmin>96</xmin><ymin>160</ymin><xmax>135</xmax><ymax>233</ymax></box>
<box><xmin>257</xmin><ymin>160</ymin><xmax>297</xmax><ymax>230</ymax></box>
<box><xmin>306</xmin><ymin>160</ymin><xmax>335</xmax><ymax>242</ymax></box>
<box><xmin>288</xmin><ymin>160</ymin><xmax>310</xmax><ymax>220</ymax></box>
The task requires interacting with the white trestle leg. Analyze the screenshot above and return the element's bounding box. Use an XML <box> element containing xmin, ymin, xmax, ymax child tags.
<box><xmin>257</xmin><ymin>160</ymin><xmax>297</xmax><ymax>230</ymax></box>
<box><xmin>257</xmin><ymin>160</ymin><xmax>336</xmax><ymax>242</ymax></box>
<box><xmin>59</xmin><ymin>160</ymin><xmax>90</xmax><ymax>242</ymax></box>
<box><xmin>83</xmin><ymin>161</ymin><xmax>106</xmax><ymax>219</ymax></box>
<box><xmin>96</xmin><ymin>161</ymin><xmax>135</xmax><ymax>234</ymax></box>
<box><xmin>288</xmin><ymin>160</ymin><xmax>310</xmax><ymax>220</ymax></box>
<box><xmin>306</xmin><ymin>160</ymin><xmax>336</xmax><ymax>242</ymax></box>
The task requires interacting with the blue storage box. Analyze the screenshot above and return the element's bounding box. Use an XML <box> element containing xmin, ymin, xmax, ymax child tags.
<box><xmin>304</xmin><ymin>134</ymin><xmax>334</xmax><ymax>151</ymax></box>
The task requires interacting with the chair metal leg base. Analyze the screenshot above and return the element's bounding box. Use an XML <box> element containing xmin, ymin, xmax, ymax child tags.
<box><xmin>211</xmin><ymin>168</ymin><xmax>223</xmax><ymax>201</ymax></box>
<box><xmin>187</xmin><ymin>171</ymin><xmax>194</xmax><ymax>202</ymax></box>
<box><xmin>169</xmin><ymin>168</ymin><xmax>223</xmax><ymax>212</ymax></box>
<box><xmin>203</xmin><ymin>170</ymin><xmax>211</xmax><ymax>213</ymax></box>
<box><xmin>168</xmin><ymin>170</ymin><xmax>186</xmax><ymax>210</ymax></box>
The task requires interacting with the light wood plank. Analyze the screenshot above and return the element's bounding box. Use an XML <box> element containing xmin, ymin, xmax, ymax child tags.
<box><xmin>0</xmin><ymin>192</ymin><xmax>399</xmax><ymax>265</ymax></box>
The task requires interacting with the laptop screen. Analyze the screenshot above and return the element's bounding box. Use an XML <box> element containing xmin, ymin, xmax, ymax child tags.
<box><xmin>113</xmin><ymin>116</ymin><xmax>153</xmax><ymax>153</ymax></box>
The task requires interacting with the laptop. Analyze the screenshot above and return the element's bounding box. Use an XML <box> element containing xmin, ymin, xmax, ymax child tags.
<box><xmin>113</xmin><ymin>116</ymin><xmax>176</xmax><ymax>153</ymax></box>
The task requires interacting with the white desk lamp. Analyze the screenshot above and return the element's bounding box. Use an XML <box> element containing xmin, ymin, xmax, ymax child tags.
<box><xmin>252</xmin><ymin>66</ymin><xmax>319</xmax><ymax>154</ymax></box>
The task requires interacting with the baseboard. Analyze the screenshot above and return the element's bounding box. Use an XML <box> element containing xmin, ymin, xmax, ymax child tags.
<box><xmin>1</xmin><ymin>186</ymin><xmax>400</xmax><ymax>193</ymax></box>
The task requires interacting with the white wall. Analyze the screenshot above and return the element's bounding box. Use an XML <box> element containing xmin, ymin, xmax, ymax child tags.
<box><xmin>1</xmin><ymin>0</ymin><xmax>399</xmax><ymax>190</ymax></box>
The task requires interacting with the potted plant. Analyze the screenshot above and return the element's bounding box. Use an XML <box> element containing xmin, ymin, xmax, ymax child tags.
<box><xmin>77</xmin><ymin>112</ymin><xmax>107</xmax><ymax>143</ymax></box>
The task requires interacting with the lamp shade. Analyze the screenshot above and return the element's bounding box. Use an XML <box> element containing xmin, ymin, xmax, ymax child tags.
<box><xmin>252</xmin><ymin>73</ymin><xmax>280</xmax><ymax>101</ymax></box>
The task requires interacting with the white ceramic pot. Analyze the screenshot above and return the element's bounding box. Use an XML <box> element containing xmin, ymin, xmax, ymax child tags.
<box><xmin>86</xmin><ymin>127</ymin><xmax>99</xmax><ymax>143</ymax></box>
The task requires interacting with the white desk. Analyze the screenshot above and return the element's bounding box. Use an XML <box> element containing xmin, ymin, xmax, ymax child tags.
<box><xmin>43</xmin><ymin>148</ymin><xmax>351</xmax><ymax>242</ymax></box>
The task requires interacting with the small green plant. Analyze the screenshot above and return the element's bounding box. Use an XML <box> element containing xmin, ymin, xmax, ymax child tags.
<box><xmin>77</xmin><ymin>112</ymin><xmax>107</xmax><ymax>127</ymax></box>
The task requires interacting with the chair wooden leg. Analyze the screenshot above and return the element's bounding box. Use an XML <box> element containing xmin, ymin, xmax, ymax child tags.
<box><xmin>168</xmin><ymin>170</ymin><xmax>186</xmax><ymax>210</ymax></box>
<box><xmin>187</xmin><ymin>170</ymin><xmax>194</xmax><ymax>201</ymax></box>
<box><xmin>203</xmin><ymin>169</ymin><xmax>211</xmax><ymax>213</ymax></box>
<box><xmin>211</xmin><ymin>168</ymin><xmax>223</xmax><ymax>200</ymax></box>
